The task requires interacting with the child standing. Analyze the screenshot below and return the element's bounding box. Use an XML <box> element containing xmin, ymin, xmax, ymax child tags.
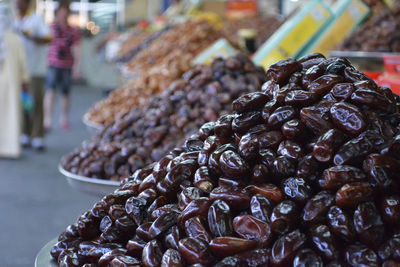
<box><xmin>44</xmin><ymin>1</ymin><xmax>80</xmax><ymax>131</ymax></box>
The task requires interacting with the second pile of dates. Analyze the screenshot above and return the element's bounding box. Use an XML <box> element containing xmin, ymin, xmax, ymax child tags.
<box><xmin>337</xmin><ymin>5</ymin><xmax>400</xmax><ymax>52</ymax></box>
<box><xmin>54</xmin><ymin>53</ymin><xmax>400</xmax><ymax>266</ymax></box>
<box><xmin>62</xmin><ymin>54</ymin><xmax>266</xmax><ymax>181</ymax></box>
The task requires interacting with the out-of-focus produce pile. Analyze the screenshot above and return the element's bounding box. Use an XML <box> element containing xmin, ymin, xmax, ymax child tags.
<box><xmin>337</xmin><ymin>6</ymin><xmax>400</xmax><ymax>52</ymax></box>
<box><xmin>86</xmin><ymin>20</ymin><xmax>224</xmax><ymax>126</ymax></box>
<box><xmin>63</xmin><ymin>55</ymin><xmax>266</xmax><ymax>181</ymax></box>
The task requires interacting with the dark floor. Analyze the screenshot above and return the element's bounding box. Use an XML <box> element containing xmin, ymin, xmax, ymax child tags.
<box><xmin>0</xmin><ymin>86</ymin><xmax>103</xmax><ymax>266</ymax></box>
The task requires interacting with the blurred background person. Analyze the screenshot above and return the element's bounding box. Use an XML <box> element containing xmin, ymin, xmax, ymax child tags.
<box><xmin>14</xmin><ymin>0</ymin><xmax>51</xmax><ymax>151</ymax></box>
<box><xmin>44</xmin><ymin>0</ymin><xmax>80</xmax><ymax>131</ymax></box>
<box><xmin>0</xmin><ymin>3</ymin><xmax>30</xmax><ymax>158</ymax></box>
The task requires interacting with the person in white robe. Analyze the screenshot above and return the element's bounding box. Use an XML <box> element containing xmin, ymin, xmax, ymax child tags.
<box><xmin>0</xmin><ymin>4</ymin><xmax>30</xmax><ymax>158</ymax></box>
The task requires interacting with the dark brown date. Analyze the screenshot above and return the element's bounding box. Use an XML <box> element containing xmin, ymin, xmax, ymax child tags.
<box><xmin>178</xmin><ymin>237</ymin><xmax>214</xmax><ymax>265</ymax></box>
<box><xmin>160</xmin><ymin>249</ymin><xmax>184</xmax><ymax>267</ymax></box>
<box><xmin>354</xmin><ymin>201</ymin><xmax>385</xmax><ymax>248</ymax></box>
<box><xmin>193</xmin><ymin>167</ymin><xmax>215</xmax><ymax>193</ymax></box>
<box><xmin>209</xmin><ymin>237</ymin><xmax>257</xmax><ymax>258</ymax></box>
<box><xmin>331</xmin><ymin>83</ymin><xmax>355</xmax><ymax>101</ymax></box>
<box><xmin>233</xmin><ymin>215</ymin><xmax>272</xmax><ymax>247</ymax></box>
<box><xmin>381</xmin><ymin>195</ymin><xmax>400</xmax><ymax>227</ymax></box>
<box><xmin>268</xmin><ymin>106</ymin><xmax>297</xmax><ymax>129</ymax></box>
<box><xmin>300</xmin><ymin>106</ymin><xmax>333</xmax><ymax>136</ymax></box>
<box><xmin>210</xmin><ymin>187</ymin><xmax>250</xmax><ymax>211</ymax></box>
<box><xmin>184</xmin><ymin>216</ymin><xmax>212</xmax><ymax>243</ymax></box>
<box><xmin>271</xmin><ymin>229</ymin><xmax>306</xmax><ymax>266</ymax></box>
<box><xmin>308</xmin><ymin>74</ymin><xmax>343</xmax><ymax>95</ymax></box>
<box><xmin>327</xmin><ymin>206</ymin><xmax>355</xmax><ymax>242</ymax></box>
<box><xmin>270</xmin><ymin>200</ymin><xmax>298</xmax><ymax>234</ymax></box>
<box><xmin>281</xmin><ymin>119</ymin><xmax>306</xmax><ymax>140</ymax></box>
<box><xmin>310</xmin><ymin>224</ymin><xmax>338</xmax><ymax>260</ymax></box>
<box><xmin>313</xmin><ymin>129</ymin><xmax>347</xmax><ymax>163</ymax></box>
<box><xmin>293</xmin><ymin>249</ymin><xmax>323</xmax><ymax>267</ymax></box>
<box><xmin>319</xmin><ymin>165</ymin><xmax>366</xmax><ymax>190</ymax></box>
<box><xmin>335</xmin><ymin>182</ymin><xmax>373</xmax><ymax>207</ymax></box>
<box><xmin>178</xmin><ymin>197</ymin><xmax>211</xmax><ymax>226</ymax></box>
<box><xmin>219</xmin><ymin>150</ymin><xmax>249</xmax><ymax>178</ymax></box>
<box><xmin>250</xmin><ymin>194</ymin><xmax>273</xmax><ymax>223</ymax></box>
<box><xmin>351</xmin><ymin>88</ymin><xmax>395</xmax><ymax>113</ymax></box>
<box><xmin>267</xmin><ymin>58</ymin><xmax>302</xmax><ymax>85</ymax></box>
<box><xmin>208</xmin><ymin>200</ymin><xmax>233</xmax><ymax>237</ymax></box>
<box><xmin>330</xmin><ymin>102</ymin><xmax>366</xmax><ymax>136</ymax></box>
<box><xmin>232</xmin><ymin>92</ymin><xmax>269</xmax><ymax>113</ymax></box>
<box><xmin>302</xmin><ymin>191</ymin><xmax>335</xmax><ymax>224</ymax></box>
<box><xmin>345</xmin><ymin>244</ymin><xmax>379</xmax><ymax>267</ymax></box>
<box><xmin>142</xmin><ymin>240</ymin><xmax>163</xmax><ymax>267</ymax></box>
<box><xmin>285</xmin><ymin>90</ymin><xmax>318</xmax><ymax>106</ymax></box>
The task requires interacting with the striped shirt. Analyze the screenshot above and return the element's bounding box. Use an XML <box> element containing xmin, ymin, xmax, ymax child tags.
<box><xmin>48</xmin><ymin>23</ymin><xmax>80</xmax><ymax>69</ymax></box>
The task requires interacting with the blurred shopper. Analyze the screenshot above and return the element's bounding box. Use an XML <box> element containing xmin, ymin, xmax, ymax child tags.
<box><xmin>0</xmin><ymin>4</ymin><xmax>30</xmax><ymax>158</ymax></box>
<box><xmin>44</xmin><ymin>1</ymin><xmax>80</xmax><ymax>131</ymax></box>
<box><xmin>15</xmin><ymin>0</ymin><xmax>51</xmax><ymax>150</ymax></box>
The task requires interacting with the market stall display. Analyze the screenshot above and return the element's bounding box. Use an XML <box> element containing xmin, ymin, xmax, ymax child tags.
<box><xmin>51</xmin><ymin>54</ymin><xmax>400</xmax><ymax>266</ymax></box>
<box><xmin>61</xmin><ymin>55</ymin><xmax>266</xmax><ymax>181</ymax></box>
<box><xmin>222</xmin><ymin>16</ymin><xmax>282</xmax><ymax>51</ymax></box>
<box><xmin>86</xmin><ymin>20</ymin><xmax>224</xmax><ymax>126</ymax></box>
<box><xmin>337</xmin><ymin>6</ymin><xmax>400</xmax><ymax>52</ymax></box>
<box><xmin>115</xmin><ymin>25</ymin><xmax>173</xmax><ymax>63</ymax></box>
<box><xmin>115</xmin><ymin>27</ymin><xmax>150</xmax><ymax>62</ymax></box>
<box><xmin>84</xmin><ymin>79</ymin><xmax>149</xmax><ymax>127</ymax></box>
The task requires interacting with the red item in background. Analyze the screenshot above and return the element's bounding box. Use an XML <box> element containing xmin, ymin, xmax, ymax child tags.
<box><xmin>376</xmin><ymin>55</ymin><xmax>400</xmax><ymax>94</ymax></box>
<box><xmin>363</xmin><ymin>71</ymin><xmax>382</xmax><ymax>80</ymax></box>
<box><xmin>226</xmin><ymin>0</ymin><xmax>257</xmax><ymax>18</ymax></box>
<box><xmin>383</xmin><ymin>55</ymin><xmax>400</xmax><ymax>76</ymax></box>
<box><xmin>377</xmin><ymin>75</ymin><xmax>400</xmax><ymax>95</ymax></box>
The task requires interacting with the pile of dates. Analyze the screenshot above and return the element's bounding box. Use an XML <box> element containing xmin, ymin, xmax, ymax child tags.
<box><xmin>53</xmin><ymin>54</ymin><xmax>400</xmax><ymax>266</ymax></box>
<box><xmin>338</xmin><ymin>6</ymin><xmax>400</xmax><ymax>52</ymax></box>
<box><xmin>87</xmin><ymin>20</ymin><xmax>224</xmax><ymax>126</ymax></box>
<box><xmin>116</xmin><ymin>25</ymin><xmax>172</xmax><ymax>63</ymax></box>
<box><xmin>62</xmin><ymin>55</ymin><xmax>266</xmax><ymax>181</ymax></box>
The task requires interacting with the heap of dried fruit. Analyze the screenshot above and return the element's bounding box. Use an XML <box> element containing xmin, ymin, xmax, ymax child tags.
<box><xmin>338</xmin><ymin>6</ymin><xmax>400</xmax><ymax>52</ymax></box>
<box><xmin>116</xmin><ymin>26</ymin><xmax>172</xmax><ymax>63</ymax></box>
<box><xmin>87</xmin><ymin>20</ymin><xmax>224</xmax><ymax>126</ymax></box>
<box><xmin>62</xmin><ymin>55</ymin><xmax>266</xmax><ymax>181</ymax></box>
<box><xmin>53</xmin><ymin>54</ymin><xmax>400</xmax><ymax>266</ymax></box>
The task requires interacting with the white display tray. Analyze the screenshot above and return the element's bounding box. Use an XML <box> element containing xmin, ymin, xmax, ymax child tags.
<box><xmin>58</xmin><ymin>164</ymin><xmax>120</xmax><ymax>197</ymax></box>
<box><xmin>35</xmin><ymin>238</ymin><xmax>58</xmax><ymax>267</ymax></box>
<box><xmin>82</xmin><ymin>113</ymin><xmax>103</xmax><ymax>134</ymax></box>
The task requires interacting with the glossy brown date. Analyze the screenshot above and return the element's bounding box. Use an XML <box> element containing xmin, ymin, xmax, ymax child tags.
<box><xmin>302</xmin><ymin>191</ymin><xmax>334</xmax><ymax>224</ymax></box>
<box><xmin>267</xmin><ymin>58</ymin><xmax>302</xmax><ymax>85</ymax></box>
<box><xmin>271</xmin><ymin>229</ymin><xmax>306</xmax><ymax>267</ymax></box>
<box><xmin>270</xmin><ymin>200</ymin><xmax>298</xmax><ymax>234</ymax></box>
<box><xmin>330</xmin><ymin>102</ymin><xmax>366</xmax><ymax>136</ymax></box>
<box><xmin>208</xmin><ymin>200</ymin><xmax>233</xmax><ymax>237</ymax></box>
<box><xmin>209</xmin><ymin>237</ymin><xmax>257</xmax><ymax>258</ymax></box>
<box><xmin>313</xmin><ymin>129</ymin><xmax>347</xmax><ymax>163</ymax></box>
<box><xmin>233</xmin><ymin>215</ymin><xmax>272</xmax><ymax>247</ymax></box>
<box><xmin>319</xmin><ymin>165</ymin><xmax>366</xmax><ymax>190</ymax></box>
<box><xmin>335</xmin><ymin>182</ymin><xmax>373</xmax><ymax>207</ymax></box>
<box><xmin>160</xmin><ymin>249</ymin><xmax>184</xmax><ymax>267</ymax></box>
<box><xmin>178</xmin><ymin>237</ymin><xmax>214</xmax><ymax>265</ymax></box>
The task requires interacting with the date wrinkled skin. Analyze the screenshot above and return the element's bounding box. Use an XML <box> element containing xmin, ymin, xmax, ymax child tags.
<box><xmin>54</xmin><ymin>55</ymin><xmax>400</xmax><ymax>266</ymax></box>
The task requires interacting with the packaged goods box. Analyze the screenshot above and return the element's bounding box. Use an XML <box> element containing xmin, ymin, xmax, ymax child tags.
<box><xmin>253</xmin><ymin>0</ymin><xmax>333</xmax><ymax>69</ymax></box>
